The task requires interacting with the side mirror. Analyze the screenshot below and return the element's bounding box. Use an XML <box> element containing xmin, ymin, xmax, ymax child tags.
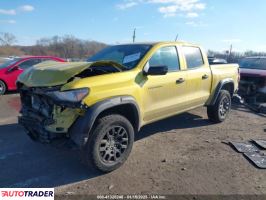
<box><xmin>144</xmin><ymin>66</ymin><xmax>168</xmax><ymax>76</ymax></box>
<box><xmin>7</xmin><ymin>65</ymin><xmax>19</xmax><ymax>72</ymax></box>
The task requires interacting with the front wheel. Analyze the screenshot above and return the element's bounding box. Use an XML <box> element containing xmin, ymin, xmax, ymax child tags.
<box><xmin>0</xmin><ymin>80</ymin><xmax>6</xmax><ymax>95</ymax></box>
<box><xmin>207</xmin><ymin>90</ymin><xmax>231</xmax><ymax>123</ymax></box>
<box><xmin>83</xmin><ymin>114</ymin><xmax>135</xmax><ymax>172</ymax></box>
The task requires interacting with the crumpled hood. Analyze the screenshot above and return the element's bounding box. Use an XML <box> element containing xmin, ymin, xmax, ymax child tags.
<box><xmin>18</xmin><ymin>62</ymin><xmax>93</xmax><ymax>87</ymax></box>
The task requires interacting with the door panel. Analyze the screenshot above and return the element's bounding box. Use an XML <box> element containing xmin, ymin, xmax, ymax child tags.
<box><xmin>140</xmin><ymin>45</ymin><xmax>189</xmax><ymax>123</ymax></box>
<box><xmin>8</xmin><ymin>58</ymin><xmax>42</xmax><ymax>89</ymax></box>
<box><xmin>185</xmin><ymin>66</ymin><xmax>212</xmax><ymax>107</ymax></box>
<box><xmin>6</xmin><ymin>67</ymin><xmax>23</xmax><ymax>90</ymax></box>
<box><xmin>142</xmin><ymin>71</ymin><xmax>188</xmax><ymax>123</ymax></box>
<box><xmin>181</xmin><ymin>46</ymin><xmax>212</xmax><ymax>107</ymax></box>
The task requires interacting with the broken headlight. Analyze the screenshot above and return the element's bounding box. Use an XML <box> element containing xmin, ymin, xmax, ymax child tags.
<box><xmin>47</xmin><ymin>88</ymin><xmax>89</xmax><ymax>103</ymax></box>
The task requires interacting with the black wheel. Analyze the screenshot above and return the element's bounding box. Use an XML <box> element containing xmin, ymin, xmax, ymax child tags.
<box><xmin>83</xmin><ymin>114</ymin><xmax>134</xmax><ymax>172</ymax></box>
<box><xmin>0</xmin><ymin>80</ymin><xmax>6</xmax><ymax>95</ymax></box>
<box><xmin>207</xmin><ymin>90</ymin><xmax>231</xmax><ymax>123</ymax></box>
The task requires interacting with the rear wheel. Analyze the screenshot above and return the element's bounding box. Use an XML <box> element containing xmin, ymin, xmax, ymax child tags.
<box><xmin>0</xmin><ymin>80</ymin><xmax>6</xmax><ymax>95</ymax></box>
<box><xmin>83</xmin><ymin>114</ymin><xmax>134</xmax><ymax>172</ymax></box>
<box><xmin>207</xmin><ymin>90</ymin><xmax>231</xmax><ymax>123</ymax></box>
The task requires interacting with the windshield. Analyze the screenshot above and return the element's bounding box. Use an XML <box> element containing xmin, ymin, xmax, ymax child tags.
<box><xmin>0</xmin><ymin>58</ymin><xmax>20</xmax><ymax>69</ymax></box>
<box><xmin>88</xmin><ymin>44</ymin><xmax>152</xmax><ymax>70</ymax></box>
<box><xmin>239</xmin><ymin>58</ymin><xmax>266</xmax><ymax>70</ymax></box>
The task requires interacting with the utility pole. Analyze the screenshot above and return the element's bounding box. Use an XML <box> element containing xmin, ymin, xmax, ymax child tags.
<box><xmin>133</xmin><ymin>28</ymin><xmax>136</xmax><ymax>43</ymax></box>
<box><xmin>228</xmin><ymin>44</ymin><xmax>233</xmax><ymax>62</ymax></box>
<box><xmin>175</xmin><ymin>34</ymin><xmax>179</xmax><ymax>41</ymax></box>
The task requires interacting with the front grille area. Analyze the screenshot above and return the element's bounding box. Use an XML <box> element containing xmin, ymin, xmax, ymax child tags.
<box><xmin>240</xmin><ymin>75</ymin><xmax>265</xmax><ymax>87</ymax></box>
<box><xmin>17</xmin><ymin>83</ymin><xmax>62</xmax><ymax>143</ymax></box>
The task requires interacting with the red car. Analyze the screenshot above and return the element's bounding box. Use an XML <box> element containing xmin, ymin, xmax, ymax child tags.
<box><xmin>0</xmin><ymin>56</ymin><xmax>65</xmax><ymax>94</ymax></box>
<box><xmin>239</xmin><ymin>57</ymin><xmax>266</xmax><ymax>101</ymax></box>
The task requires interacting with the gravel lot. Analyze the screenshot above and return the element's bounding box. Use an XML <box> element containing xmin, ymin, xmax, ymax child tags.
<box><xmin>0</xmin><ymin>93</ymin><xmax>266</xmax><ymax>195</ymax></box>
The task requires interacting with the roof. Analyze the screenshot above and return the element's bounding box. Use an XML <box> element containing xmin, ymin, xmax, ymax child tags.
<box><xmin>14</xmin><ymin>55</ymin><xmax>65</xmax><ymax>62</ymax></box>
<box><xmin>115</xmin><ymin>41</ymin><xmax>197</xmax><ymax>46</ymax></box>
<box><xmin>19</xmin><ymin>55</ymin><xmax>62</xmax><ymax>59</ymax></box>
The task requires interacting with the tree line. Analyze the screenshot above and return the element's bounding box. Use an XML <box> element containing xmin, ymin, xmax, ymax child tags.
<box><xmin>0</xmin><ymin>32</ymin><xmax>265</xmax><ymax>62</ymax></box>
<box><xmin>0</xmin><ymin>32</ymin><xmax>106</xmax><ymax>60</ymax></box>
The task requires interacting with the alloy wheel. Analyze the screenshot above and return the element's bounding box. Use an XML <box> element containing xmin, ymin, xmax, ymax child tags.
<box><xmin>98</xmin><ymin>126</ymin><xmax>129</xmax><ymax>163</ymax></box>
<box><xmin>219</xmin><ymin>96</ymin><xmax>230</xmax><ymax>118</ymax></box>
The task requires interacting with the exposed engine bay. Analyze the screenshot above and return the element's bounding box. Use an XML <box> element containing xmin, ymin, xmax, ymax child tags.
<box><xmin>74</xmin><ymin>65</ymin><xmax>121</xmax><ymax>78</ymax></box>
<box><xmin>239</xmin><ymin>75</ymin><xmax>266</xmax><ymax>101</ymax></box>
<box><xmin>238</xmin><ymin>74</ymin><xmax>266</xmax><ymax>114</ymax></box>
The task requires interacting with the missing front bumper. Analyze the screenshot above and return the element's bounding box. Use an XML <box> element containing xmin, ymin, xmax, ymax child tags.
<box><xmin>18</xmin><ymin>114</ymin><xmax>66</xmax><ymax>143</ymax></box>
<box><xmin>17</xmin><ymin>84</ymin><xmax>87</xmax><ymax>144</ymax></box>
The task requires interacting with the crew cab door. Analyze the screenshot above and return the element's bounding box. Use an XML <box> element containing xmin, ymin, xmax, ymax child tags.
<box><xmin>141</xmin><ymin>46</ymin><xmax>188</xmax><ymax>123</ymax></box>
<box><xmin>181</xmin><ymin>46</ymin><xmax>212</xmax><ymax>107</ymax></box>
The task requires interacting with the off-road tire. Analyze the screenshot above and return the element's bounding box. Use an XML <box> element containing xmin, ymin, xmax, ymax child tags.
<box><xmin>207</xmin><ymin>90</ymin><xmax>231</xmax><ymax>123</ymax></box>
<box><xmin>83</xmin><ymin>114</ymin><xmax>134</xmax><ymax>172</ymax></box>
<box><xmin>0</xmin><ymin>80</ymin><xmax>6</xmax><ymax>95</ymax></box>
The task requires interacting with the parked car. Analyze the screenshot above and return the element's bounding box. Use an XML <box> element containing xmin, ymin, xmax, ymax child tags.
<box><xmin>17</xmin><ymin>42</ymin><xmax>239</xmax><ymax>172</ymax></box>
<box><xmin>239</xmin><ymin>57</ymin><xmax>266</xmax><ymax>102</ymax></box>
<box><xmin>0</xmin><ymin>56</ymin><xmax>65</xmax><ymax>94</ymax></box>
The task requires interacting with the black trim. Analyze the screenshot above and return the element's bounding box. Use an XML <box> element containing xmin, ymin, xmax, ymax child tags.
<box><xmin>209</xmin><ymin>78</ymin><xmax>234</xmax><ymax>105</ymax></box>
<box><xmin>68</xmin><ymin>96</ymin><xmax>140</xmax><ymax>147</ymax></box>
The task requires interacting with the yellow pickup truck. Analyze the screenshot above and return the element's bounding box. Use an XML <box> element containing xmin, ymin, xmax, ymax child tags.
<box><xmin>17</xmin><ymin>41</ymin><xmax>239</xmax><ymax>172</ymax></box>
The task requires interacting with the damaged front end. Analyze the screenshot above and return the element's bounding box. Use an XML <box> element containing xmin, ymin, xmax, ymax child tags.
<box><xmin>239</xmin><ymin>74</ymin><xmax>266</xmax><ymax>103</ymax></box>
<box><xmin>18</xmin><ymin>83</ymin><xmax>88</xmax><ymax>143</ymax></box>
<box><xmin>239</xmin><ymin>57</ymin><xmax>266</xmax><ymax>104</ymax></box>
<box><xmin>17</xmin><ymin>61</ymin><xmax>125</xmax><ymax>144</ymax></box>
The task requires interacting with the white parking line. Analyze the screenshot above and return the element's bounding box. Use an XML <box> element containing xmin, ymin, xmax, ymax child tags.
<box><xmin>0</xmin><ymin>117</ymin><xmax>17</xmax><ymax>124</ymax></box>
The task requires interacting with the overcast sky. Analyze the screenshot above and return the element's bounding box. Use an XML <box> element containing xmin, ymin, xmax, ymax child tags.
<box><xmin>0</xmin><ymin>0</ymin><xmax>265</xmax><ymax>52</ymax></box>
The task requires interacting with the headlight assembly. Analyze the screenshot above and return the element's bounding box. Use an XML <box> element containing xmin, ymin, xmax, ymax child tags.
<box><xmin>47</xmin><ymin>88</ymin><xmax>89</xmax><ymax>103</ymax></box>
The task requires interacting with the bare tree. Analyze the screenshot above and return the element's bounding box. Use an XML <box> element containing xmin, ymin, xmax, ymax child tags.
<box><xmin>0</xmin><ymin>32</ymin><xmax>16</xmax><ymax>46</ymax></box>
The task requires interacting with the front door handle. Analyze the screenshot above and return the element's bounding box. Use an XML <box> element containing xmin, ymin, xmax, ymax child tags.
<box><xmin>176</xmin><ymin>78</ymin><xmax>185</xmax><ymax>84</ymax></box>
<box><xmin>202</xmin><ymin>74</ymin><xmax>209</xmax><ymax>80</ymax></box>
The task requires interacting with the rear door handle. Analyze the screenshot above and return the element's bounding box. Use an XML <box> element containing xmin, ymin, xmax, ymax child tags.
<box><xmin>202</xmin><ymin>74</ymin><xmax>209</xmax><ymax>80</ymax></box>
<box><xmin>176</xmin><ymin>78</ymin><xmax>185</xmax><ymax>84</ymax></box>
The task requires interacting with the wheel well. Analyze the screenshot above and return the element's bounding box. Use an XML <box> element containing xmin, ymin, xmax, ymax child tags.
<box><xmin>221</xmin><ymin>82</ymin><xmax>234</xmax><ymax>97</ymax></box>
<box><xmin>95</xmin><ymin>104</ymin><xmax>139</xmax><ymax>132</ymax></box>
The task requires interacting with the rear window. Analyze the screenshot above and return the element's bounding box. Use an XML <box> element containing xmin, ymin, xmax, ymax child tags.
<box><xmin>183</xmin><ymin>46</ymin><xmax>204</xmax><ymax>69</ymax></box>
<box><xmin>239</xmin><ymin>58</ymin><xmax>266</xmax><ymax>70</ymax></box>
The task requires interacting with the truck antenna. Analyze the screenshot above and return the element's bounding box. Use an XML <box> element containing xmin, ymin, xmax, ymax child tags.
<box><xmin>175</xmin><ymin>34</ymin><xmax>179</xmax><ymax>41</ymax></box>
<box><xmin>133</xmin><ymin>28</ymin><xmax>136</xmax><ymax>43</ymax></box>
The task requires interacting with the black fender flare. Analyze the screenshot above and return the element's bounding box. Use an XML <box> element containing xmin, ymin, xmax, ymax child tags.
<box><xmin>208</xmin><ymin>78</ymin><xmax>235</xmax><ymax>106</ymax></box>
<box><xmin>69</xmin><ymin>96</ymin><xmax>140</xmax><ymax>147</ymax></box>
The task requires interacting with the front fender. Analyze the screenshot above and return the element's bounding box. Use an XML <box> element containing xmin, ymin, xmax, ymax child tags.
<box><xmin>68</xmin><ymin>96</ymin><xmax>140</xmax><ymax>147</ymax></box>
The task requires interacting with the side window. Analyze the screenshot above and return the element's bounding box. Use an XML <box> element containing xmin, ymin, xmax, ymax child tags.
<box><xmin>182</xmin><ymin>46</ymin><xmax>204</xmax><ymax>69</ymax></box>
<box><xmin>41</xmin><ymin>58</ymin><xmax>53</xmax><ymax>62</ymax></box>
<box><xmin>40</xmin><ymin>58</ymin><xmax>58</xmax><ymax>63</ymax></box>
<box><xmin>149</xmin><ymin>46</ymin><xmax>180</xmax><ymax>72</ymax></box>
<box><xmin>19</xmin><ymin>59</ymin><xmax>42</xmax><ymax>69</ymax></box>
